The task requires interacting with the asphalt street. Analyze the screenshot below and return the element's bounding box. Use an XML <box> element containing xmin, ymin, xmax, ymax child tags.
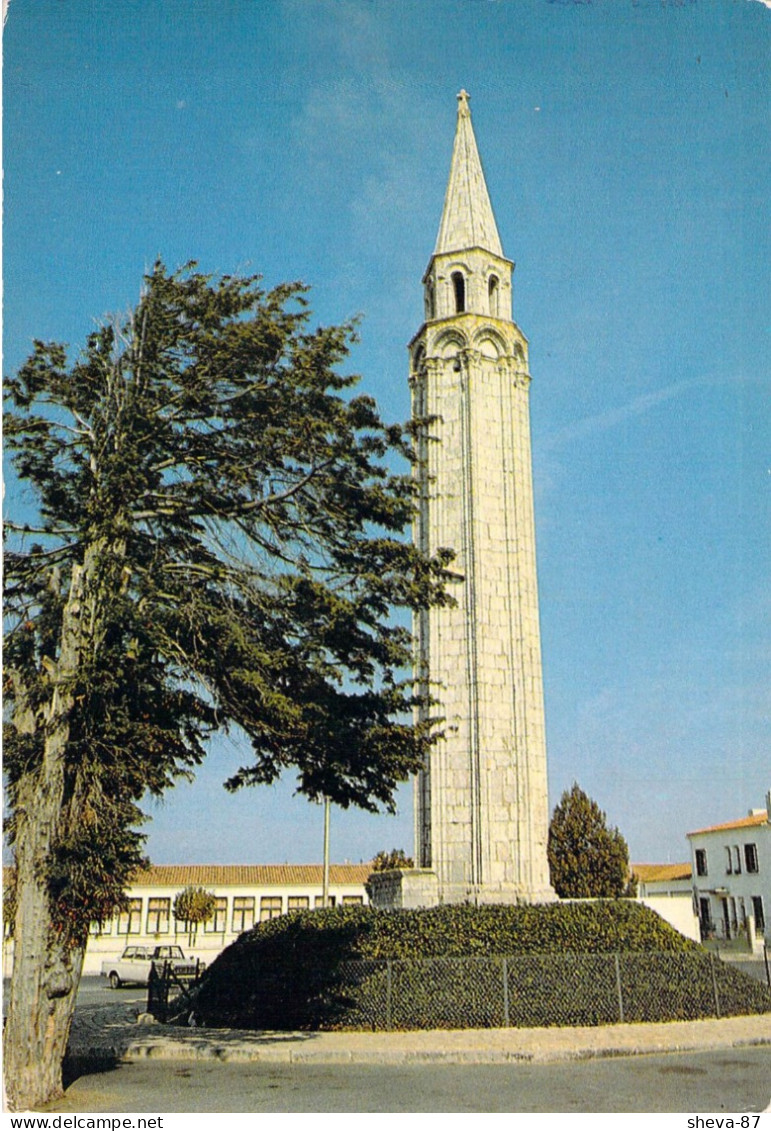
<box><xmin>2</xmin><ymin>976</ymin><xmax>146</xmax><ymax>1013</ymax></box>
<box><xmin>45</xmin><ymin>1049</ymin><xmax>771</xmax><ymax>1113</ymax></box>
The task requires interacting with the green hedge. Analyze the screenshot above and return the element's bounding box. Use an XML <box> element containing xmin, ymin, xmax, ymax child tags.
<box><xmin>191</xmin><ymin>902</ymin><xmax>771</xmax><ymax>1030</ymax></box>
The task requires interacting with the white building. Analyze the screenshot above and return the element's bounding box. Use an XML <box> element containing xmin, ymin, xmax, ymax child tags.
<box><xmin>687</xmin><ymin>795</ymin><xmax>771</xmax><ymax>951</ymax></box>
<box><xmin>632</xmin><ymin>862</ymin><xmax>700</xmax><ymax>941</ymax></box>
<box><xmin>634</xmin><ymin>862</ymin><xmax>693</xmax><ymax>899</ymax></box>
<box><xmin>4</xmin><ymin>863</ymin><xmax>371</xmax><ymax>976</ymax></box>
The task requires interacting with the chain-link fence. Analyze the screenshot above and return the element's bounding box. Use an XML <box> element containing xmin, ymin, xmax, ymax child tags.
<box><xmin>327</xmin><ymin>952</ymin><xmax>771</xmax><ymax>1031</ymax></box>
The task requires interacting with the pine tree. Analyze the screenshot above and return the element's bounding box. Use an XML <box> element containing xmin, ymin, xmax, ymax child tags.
<box><xmin>547</xmin><ymin>783</ymin><xmax>631</xmax><ymax>899</ymax></box>
<box><xmin>3</xmin><ymin>262</ymin><xmax>454</xmax><ymax>1109</ymax></box>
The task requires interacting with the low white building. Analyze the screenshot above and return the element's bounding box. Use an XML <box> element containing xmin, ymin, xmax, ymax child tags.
<box><xmin>633</xmin><ymin>862</ymin><xmax>693</xmax><ymax>899</ymax></box>
<box><xmin>687</xmin><ymin>794</ymin><xmax>771</xmax><ymax>952</ymax></box>
<box><xmin>632</xmin><ymin>862</ymin><xmax>700</xmax><ymax>941</ymax></box>
<box><xmin>4</xmin><ymin>863</ymin><xmax>372</xmax><ymax>976</ymax></box>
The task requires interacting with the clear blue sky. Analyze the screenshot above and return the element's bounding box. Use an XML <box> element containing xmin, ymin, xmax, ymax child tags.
<box><xmin>4</xmin><ymin>0</ymin><xmax>769</xmax><ymax>868</ymax></box>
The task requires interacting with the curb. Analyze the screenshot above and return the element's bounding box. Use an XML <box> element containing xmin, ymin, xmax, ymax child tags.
<box><xmin>66</xmin><ymin>1008</ymin><xmax>771</xmax><ymax>1068</ymax></box>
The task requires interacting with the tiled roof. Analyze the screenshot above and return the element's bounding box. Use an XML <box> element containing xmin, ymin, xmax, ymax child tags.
<box><xmin>125</xmin><ymin>863</ymin><xmax>373</xmax><ymax>887</ymax></box>
<box><xmin>633</xmin><ymin>863</ymin><xmax>692</xmax><ymax>883</ymax></box>
<box><xmin>687</xmin><ymin>812</ymin><xmax>768</xmax><ymax>837</ymax></box>
<box><xmin>3</xmin><ymin>864</ymin><xmax>372</xmax><ymax>888</ymax></box>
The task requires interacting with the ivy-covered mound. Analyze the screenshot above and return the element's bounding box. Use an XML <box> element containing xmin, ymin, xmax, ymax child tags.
<box><xmin>190</xmin><ymin>902</ymin><xmax>771</xmax><ymax>1031</ymax></box>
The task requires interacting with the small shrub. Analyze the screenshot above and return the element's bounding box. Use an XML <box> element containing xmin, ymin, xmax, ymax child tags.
<box><xmin>371</xmin><ymin>849</ymin><xmax>414</xmax><ymax>871</ymax></box>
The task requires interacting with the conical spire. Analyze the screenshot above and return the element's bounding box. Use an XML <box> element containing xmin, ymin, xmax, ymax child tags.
<box><xmin>434</xmin><ymin>90</ymin><xmax>503</xmax><ymax>257</ymax></box>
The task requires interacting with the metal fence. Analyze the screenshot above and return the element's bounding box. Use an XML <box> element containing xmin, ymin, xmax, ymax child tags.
<box><xmin>323</xmin><ymin>952</ymin><xmax>771</xmax><ymax>1031</ymax></box>
<box><xmin>147</xmin><ymin>960</ymin><xmax>205</xmax><ymax>1023</ymax></box>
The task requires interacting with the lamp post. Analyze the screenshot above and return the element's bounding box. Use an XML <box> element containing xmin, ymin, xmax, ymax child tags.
<box><xmin>322</xmin><ymin>796</ymin><xmax>330</xmax><ymax>908</ymax></box>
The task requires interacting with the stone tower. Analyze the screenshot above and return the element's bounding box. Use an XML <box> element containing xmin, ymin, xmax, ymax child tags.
<box><xmin>404</xmin><ymin>91</ymin><xmax>553</xmax><ymax>906</ymax></box>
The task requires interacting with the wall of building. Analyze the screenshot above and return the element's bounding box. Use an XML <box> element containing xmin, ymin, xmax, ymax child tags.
<box><xmin>688</xmin><ymin>811</ymin><xmax>770</xmax><ymax>951</ymax></box>
<box><xmin>637</xmin><ymin>896</ymin><xmax>700</xmax><ymax>941</ymax></box>
<box><xmin>3</xmin><ymin>866</ymin><xmax>371</xmax><ymax>976</ymax></box>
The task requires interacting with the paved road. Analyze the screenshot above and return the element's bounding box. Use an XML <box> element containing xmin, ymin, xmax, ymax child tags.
<box><xmin>729</xmin><ymin>960</ymin><xmax>771</xmax><ymax>986</ymax></box>
<box><xmin>76</xmin><ymin>976</ymin><xmax>146</xmax><ymax>1009</ymax></box>
<box><xmin>3</xmin><ymin>976</ymin><xmax>146</xmax><ymax>1012</ymax></box>
<box><xmin>46</xmin><ymin>1049</ymin><xmax>771</xmax><ymax>1113</ymax></box>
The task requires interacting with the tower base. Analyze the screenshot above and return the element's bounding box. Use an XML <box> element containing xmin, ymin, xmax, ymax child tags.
<box><xmin>367</xmin><ymin>869</ymin><xmax>556</xmax><ymax>910</ymax></box>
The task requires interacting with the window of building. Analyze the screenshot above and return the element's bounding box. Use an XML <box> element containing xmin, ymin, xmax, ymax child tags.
<box><xmin>342</xmin><ymin>895</ymin><xmax>364</xmax><ymax>905</ymax></box>
<box><xmin>232</xmin><ymin>897</ymin><xmax>255</xmax><ymax>933</ymax></box>
<box><xmin>117</xmin><ymin>899</ymin><xmax>142</xmax><ymax>935</ymax></box>
<box><xmin>287</xmin><ymin>896</ymin><xmax>309</xmax><ymax>912</ymax></box>
<box><xmin>89</xmin><ymin>919</ymin><xmax>112</xmax><ymax>936</ymax></box>
<box><xmin>698</xmin><ymin>897</ymin><xmax>713</xmax><ymax>934</ymax></box>
<box><xmin>146</xmin><ymin>898</ymin><xmax>170</xmax><ymax>935</ymax></box>
<box><xmin>452</xmin><ymin>272</ymin><xmax>465</xmax><ymax>314</ymax></box>
<box><xmin>725</xmin><ymin>846</ymin><xmax>733</xmax><ymax>874</ymax></box>
<box><xmin>314</xmin><ymin>895</ymin><xmax>336</xmax><ymax>908</ymax></box>
<box><xmin>260</xmin><ymin>896</ymin><xmax>283</xmax><ymax>922</ymax></box>
<box><xmin>488</xmin><ymin>274</ymin><xmax>499</xmax><ymax>317</ymax></box>
<box><xmin>745</xmin><ymin>843</ymin><xmax>759</xmax><ymax>874</ymax></box>
<box><xmin>751</xmin><ymin>895</ymin><xmax>765</xmax><ymax>932</ymax></box>
<box><xmin>204</xmin><ymin>897</ymin><xmax>228</xmax><ymax>933</ymax></box>
<box><xmin>695</xmin><ymin>849</ymin><xmax>708</xmax><ymax>877</ymax></box>
<box><xmin>732</xmin><ymin>845</ymin><xmax>741</xmax><ymax>873</ymax></box>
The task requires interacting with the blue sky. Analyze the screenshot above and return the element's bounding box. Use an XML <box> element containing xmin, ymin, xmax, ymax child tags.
<box><xmin>4</xmin><ymin>0</ymin><xmax>769</xmax><ymax>868</ymax></box>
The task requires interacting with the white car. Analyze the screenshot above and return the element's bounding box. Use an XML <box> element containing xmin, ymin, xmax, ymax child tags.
<box><xmin>100</xmin><ymin>944</ymin><xmax>203</xmax><ymax>988</ymax></box>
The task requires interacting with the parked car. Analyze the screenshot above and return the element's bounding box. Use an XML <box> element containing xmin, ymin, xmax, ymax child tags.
<box><xmin>100</xmin><ymin>944</ymin><xmax>203</xmax><ymax>988</ymax></box>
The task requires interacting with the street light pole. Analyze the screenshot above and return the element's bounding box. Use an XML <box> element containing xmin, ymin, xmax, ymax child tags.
<box><xmin>322</xmin><ymin>796</ymin><xmax>330</xmax><ymax>908</ymax></box>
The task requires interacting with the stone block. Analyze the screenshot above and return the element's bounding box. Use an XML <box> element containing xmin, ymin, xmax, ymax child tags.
<box><xmin>366</xmin><ymin>869</ymin><xmax>440</xmax><ymax>910</ymax></box>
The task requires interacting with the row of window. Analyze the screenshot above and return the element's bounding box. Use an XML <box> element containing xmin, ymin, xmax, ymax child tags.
<box><xmin>694</xmin><ymin>843</ymin><xmax>759</xmax><ymax>878</ymax></box>
<box><xmin>89</xmin><ymin>893</ymin><xmax>365</xmax><ymax>937</ymax></box>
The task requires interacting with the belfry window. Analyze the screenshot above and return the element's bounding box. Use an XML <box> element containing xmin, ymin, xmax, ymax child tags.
<box><xmin>488</xmin><ymin>274</ymin><xmax>499</xmax><ymax>317</ymax></box>
<box><xmin>425</xmin><ymin>279</ymin><xmax>435</xmax><ymax>320</ymax></box>
<box><xmin>452</xmin><ymin>271</ymin><xmax>465</xmax><ymax>314</ymax></box>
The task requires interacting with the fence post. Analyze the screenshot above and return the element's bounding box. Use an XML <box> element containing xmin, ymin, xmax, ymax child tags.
<box><xmin>709</xmin><ymin>952</ymin><xmax>721</xmax><ymax>1018</ymax></box>
<box><xmin>147</xmin><ymin>961</ymin><xmax>157</xmax><ymax>1018</ymax></box>
<box><xmin>614</xmin><ymin>953</ymin><xmax>624</xmax><ymax>1024</ymax></box>
<box><xmin>385</xmin><ymin>960</ymin><xmax>392</xmax><ymax>1031</ymax></box>
<box><xmin>502</xmin><ymin>957</ymin><xmax>510</xmax><ymax>1027</ymax></box>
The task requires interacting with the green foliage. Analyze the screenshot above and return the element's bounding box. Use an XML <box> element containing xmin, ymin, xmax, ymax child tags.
<box><xmin>548</xmin><ymin>783</ymin><xmax>631</xmax><ymax>898</ymax></box>
<box><xmin>371</xmin><ymin>848</ymin><xmax>414</xmax><ymax>871</ymax></box>
<box><xmin>4</xmin><ymin>261</ymin><xmax>455</xmax><ymax>944</ymax></box>
<box><xmin>173</xmin><ymin>886</ymin><xmax>217</xmax><ymax>925</ymax></box>
<box><xmin>190</xmin><ymin>900</ymin><xmax>767</xmax><ymax>1031</ymax></box>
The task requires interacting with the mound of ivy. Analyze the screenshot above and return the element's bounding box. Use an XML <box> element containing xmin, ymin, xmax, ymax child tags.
<box><xmin>190</xmin><ymin>902</ymin><xmax>771</xmax><ymax>1031</ymax></box>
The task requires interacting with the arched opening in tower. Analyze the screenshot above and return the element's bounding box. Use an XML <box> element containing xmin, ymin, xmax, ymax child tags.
<box><xmin>452</xmin><ymin>271</ymin><xmax>466</xmax><ymax>314</ymax></box>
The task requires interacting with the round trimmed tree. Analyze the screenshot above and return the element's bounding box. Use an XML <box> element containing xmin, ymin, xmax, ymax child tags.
<box><xmin>174</xmin><ymin>886</ymin><xmax>217</xmax><ymax>947</ymax></box>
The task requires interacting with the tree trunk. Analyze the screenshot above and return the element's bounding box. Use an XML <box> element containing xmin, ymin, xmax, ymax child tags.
<box><xmin>4</xmin><ymin>743</ymin><xmax>87</xmax><ymax>1109</ymax></box>
<box><xmin>5</xmin><ymin>534</ymin><xmax>129</xmax><ymax>1109</ymax></box>
<box><xmin>4</xmin><ymin>564</ymin><xmax>88</xmax><ymax>1111</ymax></box>
<box><xmin>4</xmin><ymin>870</ymin><xmax>84</xmax><ymax>1110</ymax></box>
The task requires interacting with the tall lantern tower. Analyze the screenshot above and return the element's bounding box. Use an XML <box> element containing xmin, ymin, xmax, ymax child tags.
<box><xmin>400</xmin><ymin>91</ymin><xmax>554</xmax><ymax>906</ymax></box>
